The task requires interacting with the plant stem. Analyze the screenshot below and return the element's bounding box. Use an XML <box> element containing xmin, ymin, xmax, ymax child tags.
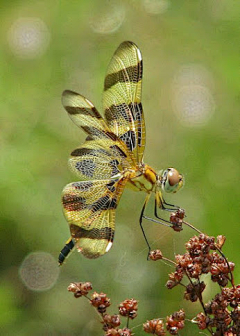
<box><xmin>182</xmin><ymin>220</ymin><xmax>203</xmax><ymax>234</ymax></box>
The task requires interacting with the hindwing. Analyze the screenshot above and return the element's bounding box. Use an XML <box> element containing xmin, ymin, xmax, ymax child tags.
<box><xmin>62</xmin><ymin>178</ymin><xmax>127</xmax><ymax>258</ymax></box>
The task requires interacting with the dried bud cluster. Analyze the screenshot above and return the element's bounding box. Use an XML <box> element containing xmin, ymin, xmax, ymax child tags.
<box><xmin>67</xmin><ymin>230</ymin><xmax>239</xmax><ymax>335</ymax></box>
<box><xmin>67</xmin><ymin>282</ymin><xmax>136</xmax><ymax>334</ymax></box>
<box><xmin>143</xmin><ymin>318</ymin><xmax>166</xmax><ymax>335</ymax></box>
<box><xmin>90</xmin><ymin>292</ymin><xmax>111</xmax><ymax>313</ymax></box>
<box><xmin>211</xmin><ymin>252</ymin><xmax>235</xmax><ymax>287</ymax></box>
<box><xmin>166</xmin><ymin>269</ymin><xmax>184</xmax><ymax>290</ymax></box>
<box><xmin>119</xmin><ymin>299</ymin><xmax>138</xmax><ymax>319</ymax></box>
<box><xmin>103</xmin><ymin>314</ymin><xmax>121</xmax><ymax>331</ymax></box>
<box><xmin>216</xmin><ymin>235</ymin><xmax>226</xmax><ymax>249</ymax></box>
<box><xmin>170</xmin><ymin>209</ymin><xmax>185</xmax><ymax>232</ymax></box>
<box><xmin>166</xmin><ymin>234</ymin><xmax>232</xmax><ymax>294</ymax></box>
<box><xmin>105</xmin><ymin>327</ymin><xmax>133</xmax><ymax>336</ymax></box>
<box><xmin>67</xmin><ymin>282</ymin><xmax>92</xmax><ymax>298</ymax></box>
<box><xmin>143</xmin><ymin>310</ymin><xmax>185</xmax><ymax>335</ymax></box>
<box><xmin>184</xmin><ymin>281</ymin><xmax>206</xmax><ymax>302</ymax></box>
<box><xmin>102</xmin><ymin>299</ymin><xmax>138</xmax><ymax>335</ymax></box>
<box><xmin>166</xmin><ymin>310</ymin><xmax>185</xmax><ymax>335</ymax></box>
<box><xmin>148</xmin><ymin>249</ymin><xmax>163</xmax><ymax>261</ymax></box>
<box><xmin>196</xmin><ymin>286</ymin><xmax>240</xmax><ymax>335</ymax></box>
<box><xmin>163</xmin><ymin>233</ymin><xmax>239</xmax><ymax>334</ymax></box>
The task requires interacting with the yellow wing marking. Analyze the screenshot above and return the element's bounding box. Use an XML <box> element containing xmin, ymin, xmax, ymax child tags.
<box><xmin>62</xmin><ymin>178</ymin><xmax>127</xmax><ymax>258</ymax></box>
<box><xmin>62</xmin><ymin>89</ymin><xmax>135</xmax><ymax>169</ymax></box>
<box><xmin>103</xmin><ymin>41</ymin><xmax>146</xmax><ymax>163</ymax></box>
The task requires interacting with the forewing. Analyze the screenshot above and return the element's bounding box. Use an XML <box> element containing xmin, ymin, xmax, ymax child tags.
<box><xmin>62</xmin><ymin>90</ymin><xmax>111</xmax><ymax>139</ymax></box>
<box><xmin>62</xmin><ymin>178</ymin><xmax>127</xmax><ymax>258</ymax></box>
<box><xmin>62</xmin><ymin>89</ymin><xmax>135</xmax><ymax>167</ymax></box>
<box><xmin>103</xmin><ymin>41</ymin><xmax>146</xmax><ymax>163</ymax></box>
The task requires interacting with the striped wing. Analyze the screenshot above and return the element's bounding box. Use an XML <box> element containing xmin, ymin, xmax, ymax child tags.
<box><xmin>68</xmin><ymin>139</ymin><xmax>126</xmax><ymax>181</ymax></box>
<box><xmin>103</xmin><ymin>41</ymin><xmax>146</xmax><ymax>164</ymax></box>
<box><xmin>62</xmin><ymin>90</ymin><xmax>135</xmax><ymax>169</ymax></box>
<box><xmin>62</xmin><ymin>178</ymin><xmax>126</xmax><ymax>258</ymax></box>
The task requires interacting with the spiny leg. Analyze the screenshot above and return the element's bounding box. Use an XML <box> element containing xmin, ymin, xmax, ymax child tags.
<box><xmin>58</xmin><ymin>238</ymin><xmax>75</xmax><ymax>266</ymax></box>
<box><xmin>140</xmin><ymin>194</ymin><xmax>172</xmax><ymax>259</ymax></box>
<box><xmin>155</xmin><ymin>189</ymin><xmax>180</xmax><ymax>216</ymax></box>
<box><xmin>153</xmin><ymin>192</ymin><xmax>185</xmax><ymax>232</ymax></box>
<box><xmin>139</xmin><ymin>194</ymin><xmax>152</xmax><ymax>256</ymax></box>
<box><xmin>155</xmin><ymin>189</ymin><xmax>180</xmax><ymax>212</ymax></box>
<box><xmin>154</xmin><ymin>198</ymin><xmax>179</xmax><ymax>224</ymax></box>
<box><xmin>161</xmin><ymin>197</ymin><xmax>181</xmax><ymax>212</ymax></box>
<box><xmin>142</xmin><ymin>197</ymin><xmax>173</xmax><ymax>226</ymax></box>
<box><xmin>162</xmin><ymin>199</ymin><xmax>180</xmax><ymax>211</ymax></box>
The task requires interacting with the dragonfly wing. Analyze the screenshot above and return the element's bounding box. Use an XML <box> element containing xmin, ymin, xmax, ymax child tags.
<box><xmin>62</xmin><ymin>178</ymin><xmax>127</xmax><ymax>258</ymax></box>
<box><xmin>62</xmin><ymin>90</ymin><xmax>108</xmax><ymax>139</ymax></box>
<box><xmin>103</xmin><ymin>41</ymin><xmax>146</xmax><ymax>164</ymax></box>
<box><xmin>62</xmin><ymin>89</ymin><xmax>134</xmax><ymax>169</ymax></box>
<box><xmin>68</xmin><ymin>139</ymin><xmax>128</xmax><ymax>180</ymax></box>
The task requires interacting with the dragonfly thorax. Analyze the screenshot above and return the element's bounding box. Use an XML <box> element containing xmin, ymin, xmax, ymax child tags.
<box><xmin>126</xmin><ymin>164</ymin><xmax>157</xmax><ymax>192</ymax></box>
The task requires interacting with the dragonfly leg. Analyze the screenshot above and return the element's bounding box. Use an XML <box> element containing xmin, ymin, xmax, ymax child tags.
<box><xmin>139</xmin><ymin>194</ymin><xmax>152</xmax><ymax>258</ymax></box>
<box><xmin>155</xmin><ymin>190</ymin><xmax>180</xmax><ymax>214</ymax></box>
<box><xmin>140</xmin><ymin>194</ymin><xmax>173</xmax><ymax>259</ymax></box>
<box><xmin>162</xmin><ymin>199</ymin><xmax>180</xmax><ymax>211</ymax></box>
<box><xmin>58</xmin><ymin>238</ymin><xmax>75</xmax><ymax>266</ymax></box>
<box><xmin>153</xmin><ymin>198</ymin><xmax>175</xmax><ymax>224</ymax></box>
<box><xmin>154</xmin><ymin>194</ymin><xmax>185</xmax><ymax>223</ymax></box>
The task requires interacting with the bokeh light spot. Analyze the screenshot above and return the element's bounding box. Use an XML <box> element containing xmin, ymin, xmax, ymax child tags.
<box><xmin>173</xmin><ymin>64</ymin><xmax>214</xmax><ymax>88</ymax></box>
<box><xmin>19</xmin><ymin>252</ymin><xmax>59</xmax><ymax>291</ymax></box>
<box><xmin>8</xmin><ymin>17</ymin><xmax>50</xmax><ymax>59</ymax></box>
<box><xmin>172</xmin><ymin>64</ymin><xmax>215</xmax><ymax>127</ymax></box>
<box><xmin>89</xmin><ymin>2</ymin><xmax>125</xmax><ymax>34</ymax></box>
<box><xmin>172</xmin><ymin>85</ymin><xmax>215</xmax><ymax>127</ymax></box>
<box><xmin>143</xmin><ymin>0</ymin><xmax>170</xmax><ymax>14</ymax></box>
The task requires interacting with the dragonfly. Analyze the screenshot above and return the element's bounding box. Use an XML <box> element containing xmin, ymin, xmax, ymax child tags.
<box><xmin>58</xmin><ymin>41</ymin><xmax>183</xmax><ymax>265</ymax></box>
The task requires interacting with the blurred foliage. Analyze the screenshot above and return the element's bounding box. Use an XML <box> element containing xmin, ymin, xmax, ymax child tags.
<box><xmin>1</xmin><ymin>0</ymin><xmax>240</xmax><ymax>335</ymax></box>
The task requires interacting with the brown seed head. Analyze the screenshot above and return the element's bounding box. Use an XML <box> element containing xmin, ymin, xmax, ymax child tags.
<box><xmin>216</xmin><ymin>235</ymin><xmax>226</xmax><ymax>249</ymax></box>
<box><xmin>67</xmin><ymin>282</ymin><xmax>92</xmax><ymax>298</ymax></box>
<box><xmin>170</xmin><ymin>212</ymin><xmax>183</xmax><ymax>232</ymax></box>
<box><xmin>90</xmin><ymin>292</ymin><xmax>110</xmax><ymax>313</ymax></box>
<box><xmin>119</xmin><ymin>299</ymin><xmax>138</xmax><ymax>319</ymax></box>
<box><xmin>171</xmin><ymin>309</ymin><xmax>185</xmax><ymax>321</ymax></box>
<box><xmin>166</xmin><ymin>280</ymin><xmax>177</xmax><ymax>289</ymax></box>
<box><xmin>143</xmin><ymin>318</ymin><xmax>166</xmax><ymax>335</ymax></box>
<box><xmin>196</xmin><ymin>312</ymin><xmax>209</xmax><ymax>330</ymax></box>
<box><xmin>117</xmin><ymin>328</ymin><xmax>133</xmax><ymax>336</ymax></box>
<box><xmin>186</xmin><ymin>234</ymin><xmax>215</xmax><ymax>256</ymax></box>
<box><xmin>103</xmin><ymin>314</ymin><xmax>121</xmax><ymax>330</ymax></box>
<box><xmin>166</xmin><ymin>310</ymin><xmax>185</xmax><ymax>335</ymax></box>
<box><xmin>166</xmin><ymin>268</ymin><xmax>184</xmax><ymax>289</ymax></box>
<box><xmin>176</xmin><ymin>208</ymin><xmax>185</xmax><ymax>219</ymax></box>
<box><xmin>184</xmin><ymin>282</ymin><xmax>205</xmax><ymax>302</ymax></box>
<box><xmin>105</xmin><ymin>329</ymin><xmax>119</xmax><ymax>336</ymax></box>
<box><xmin>149</xmin><ymin>250</ymin><xmax>163</xmax><ymax>261</ymax></box>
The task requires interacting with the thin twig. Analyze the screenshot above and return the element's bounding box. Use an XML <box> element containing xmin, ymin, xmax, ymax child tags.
<box><xmin>182</xmin><ymin>220</ymin><xmax>203</xmax><ymax>234</ymax></box>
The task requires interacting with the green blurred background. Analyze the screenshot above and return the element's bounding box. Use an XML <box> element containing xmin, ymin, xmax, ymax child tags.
<box><xmin>1</xmin><ymin>1</ymin><xmax>240</xmax><ymax>335</ymax></box>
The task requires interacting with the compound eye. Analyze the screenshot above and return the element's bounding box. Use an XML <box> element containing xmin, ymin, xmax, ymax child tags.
<box><xmin>162</xmin><ymin>168</ymin><xmax>183</xmax><ymax>193</ymax></box>
<box><xmin>168</xmin><ymin>168</ymin><xmax>181</xmax><ymax>187</ymax></box>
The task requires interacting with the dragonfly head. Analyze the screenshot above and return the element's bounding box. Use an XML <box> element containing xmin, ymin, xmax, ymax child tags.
<box><xmin>159</xmin><ymin>168</ymin><xmax>183</xmax><ymax>193</ymax></box>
